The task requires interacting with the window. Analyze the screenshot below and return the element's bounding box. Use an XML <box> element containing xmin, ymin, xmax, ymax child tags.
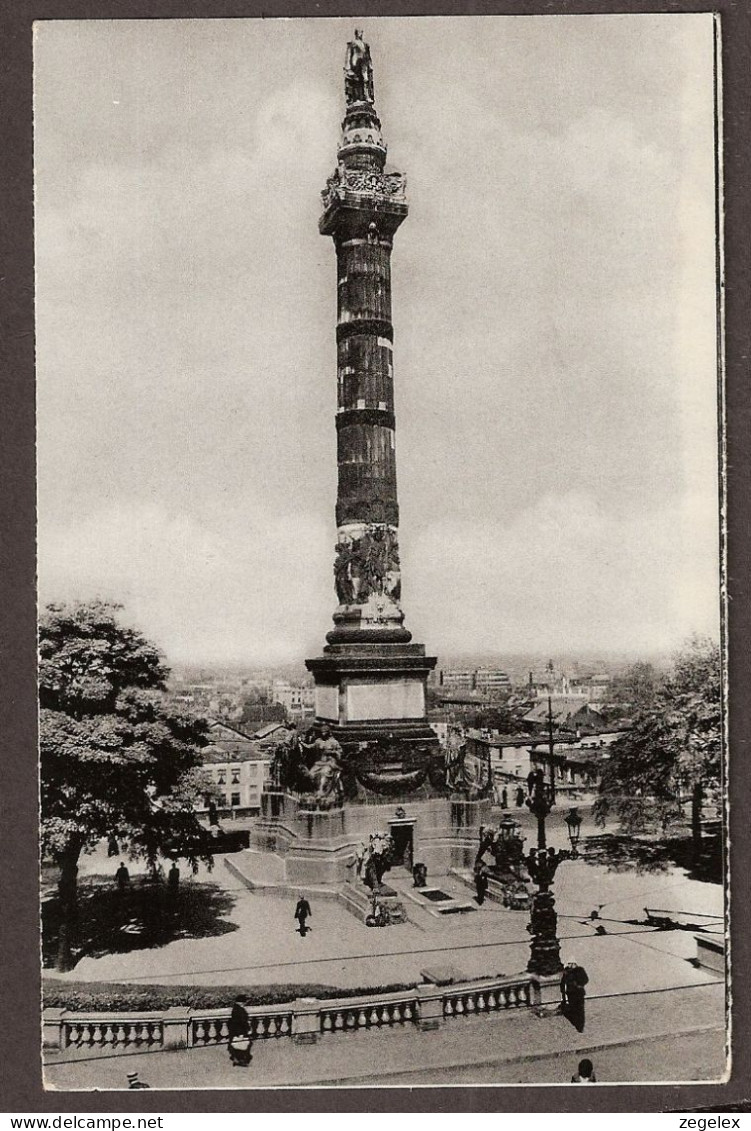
<box><xmin>231</xmin><ymin>792</ymin><xmax>241</xmax><ymax>807</ymax></box>
<box><xmin>217</xmin><ymin>770</ymin><xmax>226</xmax><ymax>785</ymax></box>
<box><xmin>231</xmin><ymin>768</ymin><xmax>240</xmax><ymax>785</ymax></box>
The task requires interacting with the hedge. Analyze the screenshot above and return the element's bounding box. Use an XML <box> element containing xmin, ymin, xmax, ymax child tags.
<box><xmin>43</xmin><ymin>979</ymin><xmax>414</xmax><ymax>1013</ymax></box>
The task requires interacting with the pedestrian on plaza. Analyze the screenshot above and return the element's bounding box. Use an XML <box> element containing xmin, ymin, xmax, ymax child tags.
<box><xmin>571</xmin><ymin>1058</ymin><xmax>597</xmax><ymax>1083</ymax></box>
<box><xmin>126</xmin><ymin>1072</ymin><xmax>150</xmax><ymax>1089</ymax></box>
<box><xmin>474</xmin><ymin>864</ymin><xmax>489</xmax><ymax>906</ymax></box>
<box><xmin>167</xmin><ymin>862</ymin><xmax>180</xmax><ymax>892</ymax></box>
<box><xmin>294</xmin><ymin>894</ymin><xmax>312</xmax><ymax>937</ymax></box>
<box><xmin>107</xmin><ymin>835</ymin><xmax>119</xmax><ymax>858</ymax></box>
<box><xmin>115</xmin><ymin>861</ymin><xmax>130</xmax><ymax>892</ymax></box>
<box><xmin>501</xmin><ymin>786</ymin><xmax>508</xmax><ymax>810</ymax></box>
<box><xmin>515</xmin><ymin>785</ymin><xmax>525</xmax><ymax>808</ymax></box>
<box><xmin>227</xmin><ymin>995</ymin><xmax>253</xmax><ymax>1068</ymax></box>
<box><xmin>561</xmin><ymin>962</ymin><xmax>589</xmax><ymax>1033</ymax></box>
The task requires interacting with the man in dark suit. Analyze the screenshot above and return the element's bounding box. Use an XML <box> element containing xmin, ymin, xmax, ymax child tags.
<box><xmin>227</xmin><ymin>994</ymin><xmax>252</xmax><ymax>1067</ymax></box>
<box><xmin>294</xmin><ymin>895</ymin><xmax>312</xmax><ymax>936</ymax></box>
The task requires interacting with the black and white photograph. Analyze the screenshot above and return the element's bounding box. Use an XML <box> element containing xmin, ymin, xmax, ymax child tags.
<box><xmin>35</xmin><ymin>15</ymin><xmax>725</xmax><ymax>1090</ymax></box>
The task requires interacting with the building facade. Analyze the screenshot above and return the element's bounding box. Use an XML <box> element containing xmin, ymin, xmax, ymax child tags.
<box><xmin>200</xmin><ymin>720</ymin><xmax>270</xmax><ymax>815</ymax></box>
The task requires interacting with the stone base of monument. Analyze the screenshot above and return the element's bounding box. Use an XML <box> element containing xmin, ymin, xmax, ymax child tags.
<box><xmin>244</xmin><ymin>792</ymin><xmax>491</xmax><ymax>890</ymax></box>
<box><xmin>305</xmin><ymin>642</ymin><xmax>437</xmax><ymax>751</ymax></box>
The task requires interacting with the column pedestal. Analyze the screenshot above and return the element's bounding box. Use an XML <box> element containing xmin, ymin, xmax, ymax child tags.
<box><xmin>306</xmin><ymin>642</ymin><xmax>436</xmax><ymax>748</ymax></box>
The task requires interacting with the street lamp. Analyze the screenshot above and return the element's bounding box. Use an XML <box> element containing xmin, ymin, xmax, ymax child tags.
<box><xmin>564</xmin><ymin>807</ymin><xmax>582</xmax><ymax>852</ymax></box>
<box><xmin>525</xmin><ymin>767</ymin><xmax>554</xmax><ymax>848</ymax></box>
<box><xmin>524</xmin><ymin>811</ymin><xmax>582</xmax><ymax>977</ymax></box>
<box><xmin>498</xmin><ymin>814</ymin><xmax>521</xmax><ymax>843</ymax></box>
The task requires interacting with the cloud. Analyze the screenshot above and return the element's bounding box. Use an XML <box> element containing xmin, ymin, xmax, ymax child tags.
<box><xmin>34</xmin><ymin>17</ymin><xmax>720</xmax><ymax>662</ymax></box>
<box><xmin>38</xmin><ymin>500</ymin><xmax>333</xmax><ymax>664</ymax></box>
<box><xmin>404</xmin><ymin>488</ymin><xmax>720</xmax><ymax>654</ymax></box>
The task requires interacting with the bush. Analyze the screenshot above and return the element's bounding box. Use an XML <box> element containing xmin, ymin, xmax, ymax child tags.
<box><xmin>43</xmin><ymin>979</ymin><xmax>414</xmax><ymax>1013</ymax></box>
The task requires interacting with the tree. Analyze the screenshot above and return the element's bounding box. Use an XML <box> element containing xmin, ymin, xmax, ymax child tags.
<box><xmin>594</xmin><ymin>638</ymin><xmax>722</xmax><ymax>854</ymax></box>
<box><xmin>40</xmin><ymin>601</ymin><xmax>215</xmax><ymax>970</ymax></box>
<box><xmin>468</xmin><ymin>704</ymin><xmax>529</xmax><ymax>734</ymax></box>
<box><xmin>602</xmin><ymin>661</ymin><xmax>659</xmax><ymax>720</ymax></box>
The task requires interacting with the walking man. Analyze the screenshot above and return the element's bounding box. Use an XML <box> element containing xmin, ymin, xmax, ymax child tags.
<box><xmin>561</xmin><ymin>962</ymin><xmax>589</xmax><ymax>1033</ymax></box>
<box><xmin>474</xmin><ymin>864</ymin><xmax>489</xmax><ymax>906</ymax></box>
<box><xmin>294</xmin><ymin>894</ymin><xmax>312</xmax><ymax>937</ymax></box>
<box><xmin>227</xmin><ymin>994</ymin><xmax>253</xmax><ymax>1068</ymax></box>
<box><xmin>115</xmin><ymin>861</ymin><xmax>130</xmax><ymax>893</ymax></box>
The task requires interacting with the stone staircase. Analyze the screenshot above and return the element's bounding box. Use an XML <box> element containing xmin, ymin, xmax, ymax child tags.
<box><xmin>338</xmin><ymin>879</ymin><xmax>410</xmax><ymax>926</ymax></box>
<box><xmin>451</xmin><ymin>867</ymin><xmax>532</xmax><ymax>910</ymax></box>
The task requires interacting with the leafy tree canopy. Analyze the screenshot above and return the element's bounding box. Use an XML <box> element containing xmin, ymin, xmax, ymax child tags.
<box><xmin>40</xmin><ymin>601</ymin><xmax>214</xmax><ymax>871</ymax></box>
<box><xmin>594</xmin><ymin>637</ymin><xmax>723</xmax><ymax>843</ymax></box>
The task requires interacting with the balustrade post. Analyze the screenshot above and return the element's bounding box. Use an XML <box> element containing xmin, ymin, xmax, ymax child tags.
<box><xmin>414</xmin><ymin>984</ymin><xmax>443</xmax><ymax>1031</ymax></box>
<box><xmin>530</xmin><ymin>973</ymin><xmax>563</xmax><ymax>1009</ymax></box>
<box><xmin>291</xmin><ymin>997</ymin><xmax>320</xmax><ymax>1044</ymax></box>
<box><xmin>42</xmin><ymin>1008</ymin><xmax>66</xmax><ymax>1050</ymax></box>
<box><xmin>163</xmin><ymin>1006</ymin><xmax>191</xmax><ymax>1050</ymax></box>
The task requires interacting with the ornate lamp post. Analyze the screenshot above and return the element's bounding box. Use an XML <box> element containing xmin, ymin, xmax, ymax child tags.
<box><xmin>525</xmin><ymin>769</ymin><xmax>555</xmax><ymax>848</ymax></box>
<box><xmin>498</xmin><ymin>814</ymin><xmax>522</xmax><ymax>843</ymax></box>
<box><xmin>525</xmin><ymin>809</ymin><xmax>582</xmax><ymax>977</ymax></box>
<box><xmin>564</xmin><ymin>806</ymin><xmax>582</xmax><ymax>851</ymax></box>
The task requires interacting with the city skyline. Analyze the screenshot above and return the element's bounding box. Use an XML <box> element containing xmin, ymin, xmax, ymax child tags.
<box><xmin>35</xmin><ymin>16</ymin><xmax>721</xmax><ymax>665</ymax></box>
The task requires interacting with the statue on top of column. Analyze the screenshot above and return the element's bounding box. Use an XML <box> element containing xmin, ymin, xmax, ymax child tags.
<box><xmin>344</xmin><ymin>29</ymin><xmax>375</xmax><ymax>105</ymax></box>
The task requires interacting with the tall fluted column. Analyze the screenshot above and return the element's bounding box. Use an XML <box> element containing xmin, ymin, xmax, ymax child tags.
<box><xmin>307</xmin><ymin>32</ymin><xmax>436</xmax><ymax>755</ymax></box>
<box><xmin>319</xmin><ymin>33</ymin><xmax>410</xmax><ymax>645</ymax></box>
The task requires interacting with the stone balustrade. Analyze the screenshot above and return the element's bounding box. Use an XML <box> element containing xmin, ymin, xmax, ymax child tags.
<box><xmin>44</xmin><ymin>972</ymin><xmax>542</xmax><ymax>1055</ymax></box>
<box><xmin>192</xmin><ymin>1007</ymin><xmax>293</xmax><ymax>1046</ymax></box>
<box><xmin>318</xmin><ymin>989</ymin><xmax>417</xmax><ymax>1033</ymax></box>
<box><xmin>441</xmin><ymin>977</ymin><xmax>531</xmax><ymax>1017</ymax></box>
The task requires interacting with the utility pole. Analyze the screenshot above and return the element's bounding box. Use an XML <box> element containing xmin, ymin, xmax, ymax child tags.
<box><xmin>548</xmin><ymin>693</ymin><xmax>556</xmax><ymax>803</ymax></box>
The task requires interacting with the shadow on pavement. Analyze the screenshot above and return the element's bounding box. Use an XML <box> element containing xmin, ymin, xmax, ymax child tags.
<box><xmin>42</xmin><ymin>875</ymin><xmax>238</xmax><ymax>969</ymax></box>
<box><xmin>580</xmin><ymin>832</ymin><xmax>722</xmax><ymax>884</ymax></box>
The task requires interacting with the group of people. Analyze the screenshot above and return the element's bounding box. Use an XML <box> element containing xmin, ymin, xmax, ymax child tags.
<box><xmin>494</xmin><ymin>768</ymin><xmax>551</xmax><ymax>810</ymax></box>
<box><xmin>114</xmin><ymin>860</ymin><xmax>180</xmax><ymax>892</ymax></box>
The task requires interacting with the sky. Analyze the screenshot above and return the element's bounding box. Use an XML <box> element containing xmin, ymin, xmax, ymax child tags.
<box><xmin>34</xmin><ymin>15</ymin><xmax>721</xmax><ymax>665</ymax></box>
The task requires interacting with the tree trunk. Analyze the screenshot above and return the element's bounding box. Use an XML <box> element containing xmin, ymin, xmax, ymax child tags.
<box><xmin>691</xmin><ymin>780</ymin><xmax>704</xmax><ymax>859</ymax></box>
<box><xmin>56</xmin><ymin>843</ymin><xmax>81</xmax><ymax>972</ymax></box>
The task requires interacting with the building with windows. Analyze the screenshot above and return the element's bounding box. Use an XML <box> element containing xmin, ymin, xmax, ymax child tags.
<box><xmin>465</xmin><ymin>719</ymin><xmax>629</xmax><ymax>803</ymax></box>
<box><xmin>439</xmin><ymin>667</ymin><xmax>512</xmax><ymax>697</ymax></box>
<box><xmin>200</xmin><ymin>720</ymin><xmax>270</xmax><ymax>816</ymax></box>
<box><xmin>522</xmin><ymin>697</ymin><xmax>609</xmax><ymax>733</ymax></box>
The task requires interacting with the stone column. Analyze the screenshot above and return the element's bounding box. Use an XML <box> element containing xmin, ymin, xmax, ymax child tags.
<box><xmin>306</xmin><ymin>33</ymin><xmax>437</xmax><ymax>758</ymax></box>
<box><xmin>320</xmin><ymin>67</ymin><xmax>410</xmax><ymax>648</ymax></box>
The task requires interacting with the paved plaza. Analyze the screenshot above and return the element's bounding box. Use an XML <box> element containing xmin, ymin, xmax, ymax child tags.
<box><xmin>43</xmin><ymin>815</ymin><xmax>726</xmax><ymax>1089</ymax></box>
<box><xmin>46</xmin><ymin>814</ymin><xmax>723</xmax><ymax>998</ymax></box>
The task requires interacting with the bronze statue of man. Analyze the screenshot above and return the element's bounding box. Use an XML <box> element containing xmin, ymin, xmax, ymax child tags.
<box><xmin>344</xmin><ymin>29</ymin><xmax>374</xmax><ymax>104</ymax></box>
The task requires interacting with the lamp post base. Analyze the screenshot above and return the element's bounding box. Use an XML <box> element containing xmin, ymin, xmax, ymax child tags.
<box><xmin>527</xmin><ymin>889</ymin><xmax>564</xmax><ymax>976</ymax></box>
